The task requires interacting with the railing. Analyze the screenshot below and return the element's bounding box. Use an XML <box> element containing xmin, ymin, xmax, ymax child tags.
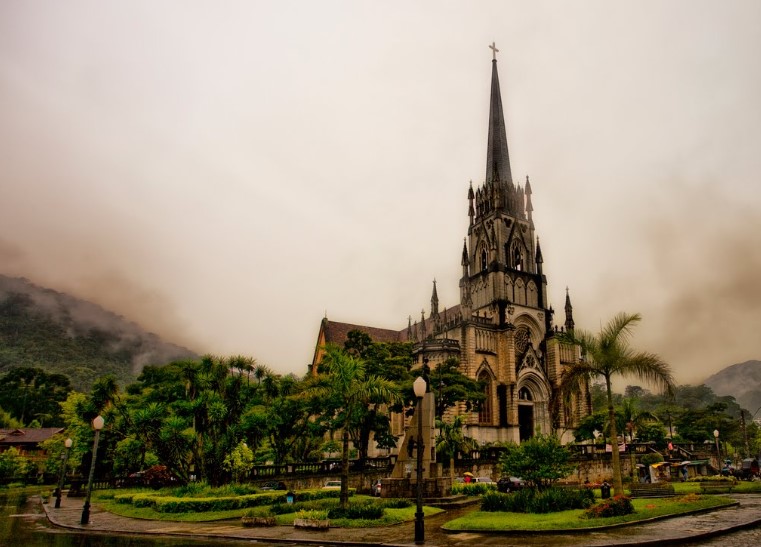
<box><xmin>567</xmin><ymin>442</ymin><xmax>660</xmax><ymax>460</ymax></box>
<box><xmin>246</xmin><ymin>457</ymin><xmax>394</xmax><ymax>478</ymax></box>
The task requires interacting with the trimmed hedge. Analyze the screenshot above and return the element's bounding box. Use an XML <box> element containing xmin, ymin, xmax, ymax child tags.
<box><xmin>481</xmin><ymin>487</ymin><xmax>595</xmax><ymax>514</ymax></box>
<box><xmin>114</xmin><ymin>487</ymin><xmax>352</xmax><ymax>514</ymax></box>
<box><xmin>328</xmin><ymin>502</ymin><xmax>384</xmax><ymax>520</ymax></box>
<box><xmin>380</xmin><ymin>498</ymin><xmax>412</xmax><ymax>509</ymax></box>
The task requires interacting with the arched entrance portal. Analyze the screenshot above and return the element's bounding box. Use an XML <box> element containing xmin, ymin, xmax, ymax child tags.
<box><xmin>518</xmin><ymin>386</ymin><xmax>534</xmax><ymax>441</ymax></box>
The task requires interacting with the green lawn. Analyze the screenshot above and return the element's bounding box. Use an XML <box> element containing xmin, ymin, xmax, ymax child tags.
<box><xmin>443</xmin><ymin>495</ymin><xmax>735</xmax><ymax>531</ymax></box>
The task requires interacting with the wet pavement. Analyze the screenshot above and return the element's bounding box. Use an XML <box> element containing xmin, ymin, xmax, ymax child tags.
<box><xmin>42</xmin><ymin>493</ymin><xmax>761</xmax><ymax>546</ymax></box>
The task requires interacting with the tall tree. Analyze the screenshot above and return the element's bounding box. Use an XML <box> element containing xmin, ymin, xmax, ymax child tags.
<box><xmin>340</xmin><ymin>332</ymin><xmax>413</xmax><ymax>468</ymax></box>
<box><xmin>499</xmin><ymin>434</ymin><xmax>575</xmax><ymax>491</ymax></box>
<box><xmin>307</xmin><ymin>345</ymin><xmax>400</xmax><ymax>508</ymax></box>
<box><xmin>617</xmin><ymin>398</ymin><xmax>659</xmax><ymax>483</ymax></box>
<box><xmin>558</xmin><ymin>312</ymin><xmax>674</xmax><ymax>495</ymax></box>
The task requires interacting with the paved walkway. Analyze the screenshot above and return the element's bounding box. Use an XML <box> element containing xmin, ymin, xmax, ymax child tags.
<box><xmin>43</xmin><ymin>493</ymin><xmax>761</xmax><ymax>546</ymax></box>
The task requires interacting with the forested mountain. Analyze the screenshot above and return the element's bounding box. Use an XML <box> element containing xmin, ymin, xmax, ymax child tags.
<box><xmin>704</xmin><ymin>360</ymin><xmax>761</xmax><ymax>416</ymax></box>
<box><xmin>0</xmin><ymin>275</ymin><xmax>197</xmax><ymax>391</ymax></box>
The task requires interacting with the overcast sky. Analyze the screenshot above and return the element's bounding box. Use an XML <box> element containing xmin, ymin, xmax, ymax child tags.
<box><xmin>1</xmin><ymin>1</ymin><xmax>759</xmax><ymax>387</ymax></box>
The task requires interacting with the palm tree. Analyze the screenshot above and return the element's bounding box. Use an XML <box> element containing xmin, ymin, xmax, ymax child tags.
<box><xmin>307</xmin><ymin>345</ymin><xmax>400</xmax><ymax>508</ymax></box>
<box><xmin>558</xmin><ymin>312</ymin><xmax>674</xmax><ymax>495</ymax></box>
<box><xmin>435</xmin><ymin>415</ymin><xmax>478</xmax><ymax>480</ymax></box>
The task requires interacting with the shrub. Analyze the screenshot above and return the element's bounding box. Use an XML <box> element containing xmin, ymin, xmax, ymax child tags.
<box><xmin>270</xmin><ymin>498</ymin><xmax>339</xmax><ymax>515</ymax></box>
<box><xmin>481</xmin><ymin>487</ymin><xmax>595</xmax><ymax>513</ymax></box>
<box><xmin>141</xmin><ymin>465</ymin><xmax>178</xmax><ymax>489</ymax></box>
<box><xmin>242</xmin><ymin>507</ymin><xmax>274</xmax><ymax>518</ymax></box>
<box><xmin>295</xmin><ymin>509</ymin><xmax>328</xmax><ymax>520</ymax></box>
<box><xmin>583</xmin><ymin>495</ymin><xmax>634</xmax><ymax>519</ymax></box>
<box><xmin>328</xmin><ymin>502</ymin><xmax>383</xmax><ymax>520</ymax></box>
<box><xmin>380</xmin><ymin>498</ymin><xmax>412</xmax><ymax>509</ymax></box>
<box><xmin>451</xmin><ymin>482</ymin><xmax>497</xmax><ymax>496</ymax></box>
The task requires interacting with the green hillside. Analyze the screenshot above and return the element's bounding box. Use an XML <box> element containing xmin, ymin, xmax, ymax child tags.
<box><xmin>0</xmin><ymin>275</ymin><xmax>197</xmax><ymax>391</ymax></box>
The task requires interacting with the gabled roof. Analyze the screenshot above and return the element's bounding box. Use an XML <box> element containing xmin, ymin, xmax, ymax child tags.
<box><xmin>323</xmin><ymin>319</ymin><xmax>406</xmax><ymax>346</ymax></box>
<box><xmin>0</xmin><ymin>428</ymin><xmax>64</xmax><ymax>445</ymax></box>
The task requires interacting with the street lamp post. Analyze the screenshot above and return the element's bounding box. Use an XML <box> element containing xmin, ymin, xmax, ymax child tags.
<box><xmin>81</xmin><ymin>415</ymin><xmax>105</xmax><ymax>525</ymax></box>
<box><xmin>413</xmin><ymin>376</ymin><xmax>427</xmax><ymax>545</ymax></box>
<box><xmin>54</xmin><ymin>438</ymin><xmax>73</xmax><ymax>508</ymax></box>
<box><xmin>713</xmin><ymin>429</ymin><xmax>720</xmax><ymax>467</ymax></box>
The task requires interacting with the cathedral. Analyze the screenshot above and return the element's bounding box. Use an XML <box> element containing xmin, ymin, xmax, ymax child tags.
<box><xmin>312</xmin><ymin>46</ymin><xmax>590</xmax><ymax>449</ymax></box>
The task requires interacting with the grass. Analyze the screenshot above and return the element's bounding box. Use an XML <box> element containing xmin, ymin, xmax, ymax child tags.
<box><xmin>93</xmin><ymin>490</ymin><xmax>443</xmax><ymax>526</ymax></box>
<box><xmin>443</xmin><ymin>494</ymin><xmax>735</xmax><ymax>531</ymax></box>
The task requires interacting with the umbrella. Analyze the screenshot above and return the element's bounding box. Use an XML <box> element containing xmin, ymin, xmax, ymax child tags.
<box><xmin>463</xmin><ymin>472</ymin><xmax>474</xmax><ymax>477</ymax></box>
<box><xmin>679</xmin><ymin>461</ymin><xmax>692</xmax><ymax>466</ymax></box>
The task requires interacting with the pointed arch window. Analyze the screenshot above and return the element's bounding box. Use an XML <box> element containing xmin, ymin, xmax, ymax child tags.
<box><xmin>478</xmin><ymin>369</ymin><xmax>492</xmax><ymax>424</ymax></box>
<box><xmin>510</xmin><ymin>241</ymin><xmax>523</xmax><ymax>271</ymax></box>
<box><xmin>480</xmin><ymin>247</ymin><xmax>488</xmax><ymax>272</ymax></box>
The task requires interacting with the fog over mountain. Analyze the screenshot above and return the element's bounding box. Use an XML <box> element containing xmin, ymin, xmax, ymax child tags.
<box><xmin>0</xmin><ymin>274</ymin><xmax>197</xmax><ymax>390</ymax></box>
<box><xmin>704</xmin><ymin>360</ymin><xmax>761</xmax><ymax>416</ymax></box>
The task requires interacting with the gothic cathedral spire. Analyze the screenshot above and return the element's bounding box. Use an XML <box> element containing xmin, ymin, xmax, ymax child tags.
<box><xmin>485</xmin><ymin>43</ymin><xmax>513</xmax><ymax>186</ymax></box>
<box><xmin>564</xmin><ymin>287</ymin><xmax>575</xmax><ymax>332</ymax></box>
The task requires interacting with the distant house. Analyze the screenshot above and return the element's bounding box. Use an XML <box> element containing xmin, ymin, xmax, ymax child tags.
<box><xmin>0</xmin><ymin>428</ymin><xmax>64</xmax><ymax>464</ymax></box>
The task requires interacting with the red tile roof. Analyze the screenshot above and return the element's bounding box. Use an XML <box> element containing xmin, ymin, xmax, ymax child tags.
<box><xmin>0</xmin><ymin>428</ymin><xmax>64</xmax><ymax>445</ymax></box>
<box><xmin>323</xmin><ymin>320</ymin><xmax>406</xmax><ymax>346</ymax></box>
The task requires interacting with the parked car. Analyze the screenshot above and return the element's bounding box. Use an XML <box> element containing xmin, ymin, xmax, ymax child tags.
<box><xmin>322</xmin><ymin>480</ymin><xmax>342</xmax><ymax>490</ymax></box>
<box><xmin>497</xmin><ymin>476</ymin><xmax>525</xmax><ymax>493</ymax></box>
<box><xmin>371</xmin><ymin>479</ymin><xmax>383</xmax><ymax>497</ymax></box>
<box><xmin>474</xmin><ymin>476</ymin><xmax>495</xmax><ymax>484</ymax></box>
<box><xmin>260</xmin><ymin>480</ymin><xmax>287</xmax><ymax>491</ymax></box>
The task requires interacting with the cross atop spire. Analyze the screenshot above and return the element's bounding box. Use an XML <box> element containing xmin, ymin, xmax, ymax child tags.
<box><xmin>489</xmin><ymin>42</ymin><xmax>499</xmax><ymax>61</ymax></box>
<box><xmin>485</xmin><ymin>43</ymin><xmax>512</xmax><ymax>185</ymax></box>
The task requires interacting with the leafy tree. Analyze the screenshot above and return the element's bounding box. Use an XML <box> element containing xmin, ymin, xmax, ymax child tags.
<box><xmin>156</xmin><ymin>416</ymin><xmax>194</xmax><ymax>482</ymax></box>
<box><xmin>0</xmin><ymin>407</ymin><xmax>22</xmax><ymax>428</ymax></box>
<box><xmin>573</xmin><ymin>411</ymin><xmax>609</xmax><ymax>443</ymax></box>
<box><xmin>223</xmin><ymin>441</ymin><xmax>255</xmax><ymax>482</ymax></box>
<box><xmin>435</xmin><ymin>414</ymin><xmax>477</xmax><ymax>479</ymax></box>
<box><xmin>617</xmin><ymin>398</ymin><xmax>659</xmax><ymax>482</ymax></box>
<box><xmin>339</xmin><ymin>331</ymin><xmax>413</xmax><ymax>468</ymax></box>
<box><xmin>0</xmin><ymin>366</ymin><xmax>72</xmax><ymax>426</ymax></box>
<box><xmin>498</xmin><ymin>434</ymin><xmax>575</xmax><ymax>491</ymax></box>
<box><xmin>428</xmin><ymin>358</ymin><xmax>486</xmax><ymax>419</ymax></box>
<box><xmin>0</xmin><ymin>446</ymin><xmax>32</xmax><ymax>479</ymax></box>
<box><xmin>264</xmin><ymin>386</ymin><xmax>317</xmax><ymax>464</ymax></box>
<box><xmin>673</xmin><ymin>401</ymin><xmax>738</xmax><ymax>445</ymax></box>
<box><xmin>307</xmin><ymin>345</ymin><xmax>400</xmax><ymax>508</ymax></box>
<box><xmin>637</xmin><ymin>422</ymin><xmax>667</xmax><ymax>448</ymax></box>
<box><xmin>558</xmin><ymin>312</ymin><xmax>674</xmax><ymax>495</ymax></box>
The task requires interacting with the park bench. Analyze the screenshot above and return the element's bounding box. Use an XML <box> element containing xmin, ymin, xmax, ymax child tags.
<box><xmin>629</xmin><ymin>482</ymin><xmax>676</xmax><ymax>498</ymax></box>
<box><xmin>699</xmin><ymin>482</ymin><xmax>734</xmax><ymax>494</ymax></box>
